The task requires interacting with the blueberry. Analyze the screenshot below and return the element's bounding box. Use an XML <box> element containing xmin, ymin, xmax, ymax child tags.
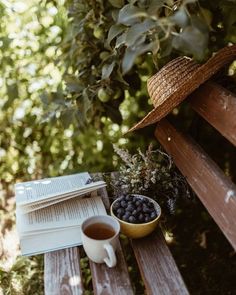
<box><xmin>132</xmin><ymin>209</ymin><xmax>138</xmax><ymax>216</ymax></box>
<box><xmin>125</xmin><ymin>195</ymin><xmax>130</xmax><ymax>201</ymax></box>
<box><xmin>136</xmin><ymin>205</ymin><xmax>142</xmax><ymax>213</ymax></box>
<box><xmin>125</xmin><ymin>212</ymin><xmax>131</xmax><ymax>218</ymax></box>
<box><xmin>145</xmin><ymin>216</ymin><xmax>151</xmax><ymax>223</ymax></box>
<box><xmin>119</xmin><ymin>195</ymin><xmax>126</xmax><ymax>201</ymax></box>
<box><xmin>148</xmin><ymin>202</ymin><xmax>155</xmax><ymax>208</ymax></box>
<box><xmin>128</xmin><ymin>216</ymin><xmax>137</xmax><ymax>223</ymax></box>
<box><xmin>127</xmin><ymin>205</ymin><xmax>135</xmax><ymax>212</ymax></box>
<box><xmin>150</xmin><ymin>211</ymin><xmax>157</xmax><ymax>220</ymax></box>
<box><xmin>117</xmin><ymin>208</ymin><xmax>125</xmax><ymax>215</ymax></box>
<box><xmin>142</xmin><ymin>200</ymin><xmax>149</xmax><ymax>206</ymax></box>
<box><xmin>135</xmin><ymin>200</ymin><xmax>141</xmax><ymax>206</ymax></box>
<box><xmin>132</xmin><ymin>196</ymin><xmax>137</xmax><ymax>202</ymax></box>
<box><xmin>121</xmin><ymin>200</ymin><xmax>127</xmax><ymax>208</ymax></box>
<box><xmin>112</xmin><ymin>201</ymin><xmax>120</xmax><ymax>211</ymax></box>
<box><xmin>122</xmin><ymin>214</ymin><xmax>129</xmax><ymax>222</ymax></box>
<box><xmin>138</xmin><ymin>198</ymin><xmax>143</xmax><ymax>204</ymax></box>
<box><xmin>138</xmin><ymin>213</ymin><xmax>145</xmax><ymax>223</ymax></box>
<box><xmin>143</xmin><ymin>206</ymin><xmax>151</xmax><ymax>213</ymax></box>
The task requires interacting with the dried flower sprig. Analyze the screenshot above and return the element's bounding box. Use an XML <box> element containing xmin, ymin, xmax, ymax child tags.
<box><xmin>112</xmin><ymin>144</ymin><xmax>192</xmax><ymax>214</ymax></box>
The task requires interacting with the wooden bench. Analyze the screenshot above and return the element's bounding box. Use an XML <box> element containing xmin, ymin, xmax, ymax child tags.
<box><xmin>155</xmin><ymin>82</ymin><xmax>236</xmax><ymax>250</ymax></box>
<box><xmin>44</xmin><ymin>178</ymin><xmax>189</xmax><ymax>295</ymax></box>
<box><xmin>44</xmin><ymin>81</ymin><xmax>236</xmax><ymax>294</ymax></box>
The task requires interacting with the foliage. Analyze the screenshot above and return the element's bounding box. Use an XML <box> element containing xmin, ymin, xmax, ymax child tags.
<box><xmin>49</xmin><ymin>0</ymin><xmax>236</xmax><ymax>129</ymax></box>
<box><xmin>0</xmin><ymin>256</ymin><xmax>44</xmax><ymax>295</ymax></box>
<box><xmin>112</xmin><ymin>144</ymin><xmax>191</xmax><ymax>214</ymax></box>
<box><xmin>0</xmin><ymin>0</ymin><xmax>131</xmax><ymax>188</ymax></box>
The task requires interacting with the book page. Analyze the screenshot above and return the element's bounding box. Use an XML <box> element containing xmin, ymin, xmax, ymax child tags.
<box><xmin>15</xmin><ymin>172</ymin><xmax>91</xmax><ymax>205</ymax></box>
<box><xmin>19</xmin><ymin>182</ymin><xmax>106</xmax><ymax>213</ymax></box>
<box><xmin>17</xmin><ymin>196</ymin><xmax>107</xmax><ymax>234</ymax></box>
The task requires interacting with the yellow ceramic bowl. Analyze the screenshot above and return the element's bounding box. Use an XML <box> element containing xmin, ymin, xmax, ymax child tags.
<box><xmin>110</xmin><ymin>194</ymin><xmax>161</xmax><ymax>239</ymax></box>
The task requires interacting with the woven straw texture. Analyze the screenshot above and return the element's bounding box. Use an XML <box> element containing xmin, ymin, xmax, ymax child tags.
<box><xmin>129</xmin><ymin>45</ymin><xmax>236</xmax><ymax>132</ymax></box>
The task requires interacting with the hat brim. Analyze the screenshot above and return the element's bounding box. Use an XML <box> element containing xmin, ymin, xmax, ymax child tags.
<box><xmin>129</xmin><ymin>45</ymin><xmax>236</xmax><ymax>132</ymax></box>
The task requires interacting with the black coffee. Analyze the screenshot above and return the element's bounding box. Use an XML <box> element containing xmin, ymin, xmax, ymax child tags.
<box><xmin>84</xmin><ymin>223</ymin><xmax>115</xmax><ymax>240</ymax></box>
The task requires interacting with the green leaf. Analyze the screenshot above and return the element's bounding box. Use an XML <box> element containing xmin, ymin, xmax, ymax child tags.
<box><xmin>40</xmin><ymin>92</ymin><xmax>49</xmax><ymax>105</ymax></box>
<box><xmin>107</xmin><ymin>24</ymin><xmax>125</xmax><ymax>45</ymax></box>
<box><xmin>171</xmin><ymin>9</ymin><xmax>189</xmax><ymax>27</ymax></box>
<box><xmin>7</xmin><ymin>83</ymin><xmax>18</xmax><ymax>100</ymax></box>
<box><xmin>125</xmin><ymin>19</ymin><xmax>156</xmax><ymax>47</ymax></box>
<box><xmin>60</xmin><ymin>108</ymin><xmax>74</xmax><ymax>128</ymax></box>
<box><xmin>172</xmin><ymin>26</ymin><xmax>208</xmax><ymax>60</ymax></box>
<box><xmin>4</xmin><ymin>83</ymin><xmax>18</xmax><ymax>109</ymax></box>
<box><xmin>115</xmin><ymin>69</ymin><xmax>129</xmax><ymax>86</ymax></box>
<box><xmin>108</xmin><ymin>0</ymin><xmax>124</xmax><ymax>8</ymax></box>
<box><xmin>64</xmin><ymin>76</ymin><xmax>84</xmax><ymax>93</ymax></box>
<box><xmin>118</xmin><ymin>4</ymin><xmax>148</xmax><ymax>25</ymax></box>
<box><xmin>115</xmin><ymin>32</ymin><xmax>127</xmax><ymax>48</ymax></box>
<box><xmin>80</xmin><ymin>89</ymin><xmax>92</xmax><ymax>119</ymax></box>
<box><xmin>102</xmin><ymin>61</ymin><xmax>116</xmax><ymax>79</ymax></box>
<box><xmin>0</xmin><ymin>37</ymin><xmax>11</xmax><ymax>50</ymax></box>
<box><xmin>122</xmin><ymin>42</ymin><xmax>155</xmax><ymax>74</ymax></box>
<box><xmin>191</xmin><ymin>15</ymin><xmax>209</xmax><ymax>34</ymax></box>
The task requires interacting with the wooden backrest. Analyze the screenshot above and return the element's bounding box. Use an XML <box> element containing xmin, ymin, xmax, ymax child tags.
<box><xmin>154</xmin><ymin>82</ymin><xmax>236</xmax><ymax>250</ymax></box>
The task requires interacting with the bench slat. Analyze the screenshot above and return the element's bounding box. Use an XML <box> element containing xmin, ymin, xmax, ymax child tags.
<box><xmin>44</xmin><ymin>247</ymin><xmax>83</xmax><ymax>295</ymax></box>
<box><xmin>155</xmin><ymin>119</ymin><xmax>236</xmax><ymax>250</ymax></box>
<box><xmin>90</xmin><ymin>174</ymin><xmax>134</xmax><ymax>295</ymax></box>
<box><xmin>132</xmin><ymin>228</ymin><xmax>189</xmax><ymax>295</ymax></box>
<box><xmin>89</xmin><ymin>245</ymin><xmax>134</xmax><ymax>295</ymax></box>
<box><xmin>190</xmin><ymin>82</ymin><xmax>236</xmax><ymax>146</ymax></box>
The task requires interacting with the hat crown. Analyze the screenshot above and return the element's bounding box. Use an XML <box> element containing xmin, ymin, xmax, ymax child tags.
<box><xmin>147</xmin><ymin>57</ymin><xmax>200</xmax><ymax>108</ymax></box>
<box><xmin>128</xmin><ymin>45</ymin><xmax>236</xmax><ymax>133</ymax></box>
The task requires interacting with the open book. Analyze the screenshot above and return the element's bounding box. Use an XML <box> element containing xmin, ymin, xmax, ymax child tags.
<box><xmin>15</xmin><ymin>172</ymin><xmax>107</xmax><ymax>256</ymax></box>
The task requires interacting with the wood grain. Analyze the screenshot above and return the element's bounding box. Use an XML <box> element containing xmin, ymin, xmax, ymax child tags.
<box><xmin>132</xmin><ymin>228</ymin><xmax>189</xmax><ymax>295</ymax></box>
<box><xmin>44</xmin><ymin>247</ymin><xmax>83</xmax><ymax>295</ymax></box>
<box><xmin>89</xmin><ymin>245</ymin><xmax>134</xmax><ymax>295</ymax></box>
<box><xmin>155</xmin><ymin>119</ymin><xmax>236</xmax><ymax>250</ymax></box>
<box><xmin>89</xmin><ymin>173</ymin><xmax>134</xmax><ymax>295</ymax></box>
<box><xmin>189</xmin><ymin>82</ymin><xmax>236</xmax><ymax>146</ymax></box>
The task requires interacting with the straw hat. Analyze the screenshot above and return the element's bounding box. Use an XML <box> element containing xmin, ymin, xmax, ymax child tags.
<box><xmin>129</xmin><ymin>45</ymin><xmax>236</xmax><ymax>132</ymax></box>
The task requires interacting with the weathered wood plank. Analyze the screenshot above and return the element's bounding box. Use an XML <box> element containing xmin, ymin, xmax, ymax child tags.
<box><xmin>89</xmin><ymin>173</ymin><xmax>134</xmax><ymax>295</ymax></box>
<box><xmin>132</xmin><ymin>228</ymin><xmax>189</xmax><ymax>295</ymax></box>
<box><xmin>189</xmin><ymin>82</ymin><xmax>236</xmax><ymax>146</ymax></box>
<box><xmin>89</xmin><ymin>244</ymin><xmax>134</xmax><ymax>295</ymax></box>
<box><xmin>155</xmin><ymin>119</ymin><xmax>236</xmax><ymax>250</ymax></box>
<box><xmin>44</xmin><ymin>247</ymin><xmax>83</xmax><ymax>295</ymax></box>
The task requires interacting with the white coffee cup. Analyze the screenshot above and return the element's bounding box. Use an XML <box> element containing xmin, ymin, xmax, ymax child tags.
<box><xmin>81</xmin><ymin>215</ymin><xmax>120</xmax><ymax>268</ymax></box>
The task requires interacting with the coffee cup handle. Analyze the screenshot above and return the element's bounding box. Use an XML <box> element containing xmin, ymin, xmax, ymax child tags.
<box><xmin>103</xmin><ymin>243</ymin><xmax>117</xmax><ymax>268</ymax></box>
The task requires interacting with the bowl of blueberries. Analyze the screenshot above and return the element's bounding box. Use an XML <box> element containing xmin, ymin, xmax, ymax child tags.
<box><xmin>110</xmin><ymin>194</ymin><xmax>161</xmax><ymax>239</ymax></box>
